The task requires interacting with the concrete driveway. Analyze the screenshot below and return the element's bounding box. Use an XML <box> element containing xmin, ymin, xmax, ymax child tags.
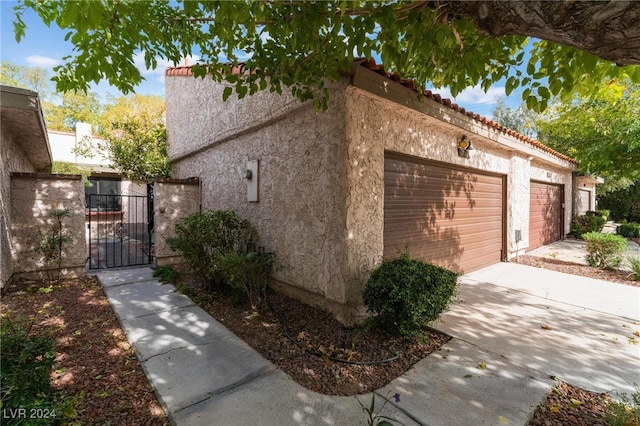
<box><xmin>436</xmin><ymin>262</ymin><xmax>640</xmax><ymax>399</ymax></box>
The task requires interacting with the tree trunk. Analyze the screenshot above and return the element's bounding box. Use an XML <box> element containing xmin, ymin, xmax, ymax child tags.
<box><xmin>454</xmin><ymin>0</ymin><xmax>640</xmax><ymax>66</ymax></box>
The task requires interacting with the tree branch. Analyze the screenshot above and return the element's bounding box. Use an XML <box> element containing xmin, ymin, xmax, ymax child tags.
<box><xmin>456</xmin><ymin>0</ymin><xmax>640</xmax><ymax>66</ymax></box>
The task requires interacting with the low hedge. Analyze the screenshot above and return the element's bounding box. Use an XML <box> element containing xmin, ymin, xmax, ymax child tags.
<box><xmin>583</xmin><ymin>232</ymin><xmax>627</xmax><ymax>269</ymax></box>
<box><xmin>362</xmin><ymin>253</ymin><xmax>457</xmax><ymax>338</ymax></box>
<box><xmin>570</xmin><ymin>214</ymin><xmax>605</xmax><ymax>238</ymax></box>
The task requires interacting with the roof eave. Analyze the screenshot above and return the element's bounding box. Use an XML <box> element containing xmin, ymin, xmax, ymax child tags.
<box><xmin>1</xmin><ymin>85</ymin><xmax>52</xmax><ymax>172</ymax></box>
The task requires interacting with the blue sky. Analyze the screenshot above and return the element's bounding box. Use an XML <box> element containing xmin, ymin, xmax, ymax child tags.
<box><xmin>1</xmin><ymin>1</ymin><xmax>517</xmax><ymax>117</ymax></box>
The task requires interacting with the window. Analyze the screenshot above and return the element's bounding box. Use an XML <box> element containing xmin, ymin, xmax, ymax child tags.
<box><xmin>86</xmin><ymin>178</ymin><xmax>121</xmax><ymax>211</ymax></box>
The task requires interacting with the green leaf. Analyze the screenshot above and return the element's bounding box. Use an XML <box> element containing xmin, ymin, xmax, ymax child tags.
<box><xmin>222</xmin><ymin>86</ymin><xmax>233</xmax><ymax>101</ymax></box>
<box><xmin>9</xmin><ymin>0</ymin><xmax>638</xmax><ymax>115</ymax></box>
<box><xmin>505</xmin><ymin>76</ymin><xmax>519</xmax><ymax>95</ymax></box>
<box><xmin>537</xmin><ymin>86</ymin><xmax>550</xmax><ymax>100</ymax></box>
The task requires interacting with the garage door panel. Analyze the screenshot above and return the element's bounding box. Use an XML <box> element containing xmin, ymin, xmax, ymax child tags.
<box><xmin>384</xmin><ymin>217</ymin><xmax>502</xmax><ymax>236</ymax></box>
<box><xmin>528</xmin><ymin>181</ymin><xmax>564</xmax><ymax>250</ymax></box>
<box><xmin>384</xmin><ymin>154</ymin><xmax>504</xmax><ymax>274</ymax></box>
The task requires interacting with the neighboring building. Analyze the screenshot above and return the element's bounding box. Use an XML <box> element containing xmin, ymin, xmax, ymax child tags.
<box><xmin>48</xmin><ymin>122</ymin><xmax>148</xmax><ymax>201</ymax></box>
<box><xmin>164</xmin><ymin>59</ymin><xmax>592</xmax><ymax>324</ymax></box>
<box><xmin>573</xmin><ymin>173</ymin><xmax>604</xmax><ymax>216</ymax></box>
<box><xmin>1</xmin><ymin>85</ymin><xmax>52</xmax><ymax>290</ymax></box>
<box><xmin>47</xmin><ymin>123</ymin><xmax>151</xmax><ymax>269</ymax></box>
<box><xmin>1</xmin><ymin>85</ymin><xmax>85</xmax><ymax>288</ymax></box>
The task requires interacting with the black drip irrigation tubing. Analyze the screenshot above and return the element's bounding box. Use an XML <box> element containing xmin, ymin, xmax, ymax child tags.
<box><xmin>266</xmin><ymin>296</ymin><xmax>400</xmax><ymax>366</ymax></box>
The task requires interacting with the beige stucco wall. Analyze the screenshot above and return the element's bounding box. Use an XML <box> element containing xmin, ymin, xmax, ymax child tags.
<box><xmin>166</xmin><ymin>69</ymin><xmax>576</xmax><ymax>324</ymax></box>
<box><xmin>154</xmin><ymin>179</ymin><xmax>201</xmax><ymax>266</ymax></box>
<box><xmin>1</xmin><ymin>127</ymin><xmax>37</xmax><ymax>291</ymax></box>
<box><xmin>10</xmin><ymin>173</ymin><xmax>86</xmax><ymax>280</ymax></box>
<box><xmin>166</xmin><ymin>75</ymin><xmax>359</xmax><ymax>322</ymax></box>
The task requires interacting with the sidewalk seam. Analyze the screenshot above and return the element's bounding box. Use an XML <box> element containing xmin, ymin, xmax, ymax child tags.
<box><xmin>98</xmin><ymin>278</ymin><xmax>161</xmax><ymax>289</ymax></box>
<box><xmin>118</xmin><ymin>303</ymin><xmax>198</xmax><ymax>321</ymax></box>
<box><xmin>171</xmin><ymin>366</ymin><xmax>277</xmax><ymax>415</ymax></box>
<box><xmin>139</xmin><ymin>341</ymin><xmax>218</xmax><ymax>363</ymax></box>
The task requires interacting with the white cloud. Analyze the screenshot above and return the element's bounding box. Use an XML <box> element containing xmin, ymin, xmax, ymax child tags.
<box><xmin>455</xmin><ymin>86</ymin><xmax>505</xmax><ymax>105</ymax></box>
<box><xmin>427</xmin><ymin>85</ymin><xmax>505</xmax><ymax>106</ymax></box>
<box><xmin>25</xmin><ymin>55</ymin><xmax>59</xmax><ymax>68</ymax></box>
<box><xmin>424</xmin><ymin>84</ymin><xmax>507</xmax><ymax>118</ymax></box>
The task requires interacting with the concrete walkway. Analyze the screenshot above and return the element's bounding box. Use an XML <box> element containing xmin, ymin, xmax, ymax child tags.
<box><xmin>94</xmin><ymin>251</ymin><xmax>640</xmax><ymax>425</ymax></box>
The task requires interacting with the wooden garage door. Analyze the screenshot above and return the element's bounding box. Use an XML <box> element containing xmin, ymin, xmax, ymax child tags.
<box><xmin>384</xmin><ymin>154</ymin><xmax>504</xmax><ymax>274</ymax></box>
<box><xmin>528</xmin><ymin>181</ymin><xmax>564</xmax><ymax>250</ymax></box>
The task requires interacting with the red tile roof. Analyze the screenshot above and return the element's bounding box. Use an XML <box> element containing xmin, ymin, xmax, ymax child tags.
<box><xmin>166</xmin><ymin>60</ymin><xmax>577</xmax><ymax>164</ymax></box>
<box><xmin>165</xmin><ymin>64</ymin><xmax>249</xmax><ymax>77</ymax></box>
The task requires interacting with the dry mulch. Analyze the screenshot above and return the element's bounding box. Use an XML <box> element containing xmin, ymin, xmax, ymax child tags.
<box><xmin>528</xmin><ymin>381</ymin><xmax>611</xmax><ymax>426</ymax></box>
<box><xmin>180</xmin><ymin>275</ymin><xmax>450</xmax><ymax>396</ymax></box>
<box><xmin>1</xmin><ymin>277</ymin><xmax>168</xmax><ymax>425</ymax></box>
<box><xmin>176</xmin><ymin>258</ymin><xmax>639</xmax><ymax>425</ymax></box>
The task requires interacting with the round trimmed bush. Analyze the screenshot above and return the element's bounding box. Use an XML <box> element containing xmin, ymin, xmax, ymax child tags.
<box><xmin>363</xmin><ymin>254</ymin><xmax>458</xmax><ymax>338</ymax></box>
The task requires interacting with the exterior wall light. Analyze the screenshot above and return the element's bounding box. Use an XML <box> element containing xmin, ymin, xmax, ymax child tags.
<box><xmin>457</xmin><ymin>136</ymin><xmax>473</xmax><ymax>158</ymax></box>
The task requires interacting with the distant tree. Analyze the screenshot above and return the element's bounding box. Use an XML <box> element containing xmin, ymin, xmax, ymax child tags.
<box><xmin>536</xmin><ymin>82</ymin><xmax>640</xmax><ymax>183</ymax></box>
<box><xmin>51</xmin><ymin>161</ymin><xmax>92</xmax><ymax>187</ymax></box>
<box><xmin>598</xmin><ymin>180</ymin><xmax>640</xmax><ymax>222</ymax></box>
<box><xmin>1</xmin><ymin>60</ymin><xmax>103</xmax><ymax>132</ymax></box>
<box><xmin>44</xmin><ymin>91</ymin><xmax>103</xmax><ymax>132</ymax></box>
<box><xmin>491</xmin><ymin>98</ymin><xmax>539</xmax><ymax>138</ymax></box>
<box><xmin>0</xmin><ymin>60</ymin><xmax>52</xmax><ymax>98</ymax></box>
<box><xmin>84</xmin><ymin>95</ymin><xmax>170</xmax><ymax>182</ymax></box>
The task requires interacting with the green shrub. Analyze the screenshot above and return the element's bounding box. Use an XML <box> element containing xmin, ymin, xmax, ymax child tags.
<box><xmin>153</xmin><ymin>264</ymin><xmax>180</xmax><ymax>284</ymax></box>
<box><xmin>604</xmin><ymin>385</ymin><xmax>640</xmax><ymax>426</ymax></box>
<box><xmin>598</xmin><ymin>209</ymin><xmax>611</xmax><ymax>221</ymax></box>
<box><xmin>362</xmin><ymin>253</ymin><xmax>457</xmax><ymax>338</ymax></box>
<box><xmin>583</xmin><ymin>232</ymin><xmax>627</xmax><ymax>269</ymax></box>
<box><xmin>166</xmin><ymin>210</ymin><xmax>255</xmax><ymax>290</ymax></box>
<box><xmin>219</xmin><ymin>250</ymin><xmax>274</xmax><ymax>310</ymax></box>
<box><xmin>616</xmin><ymin>222</ymin><xmax>640</xmax><ymax>238</ymax></box>
<box><xmin>36</xmin><ymin>209</ymin><xmax>72</xmax><ymax>281</ymax></box>
<box><xmin>0</xmin><ymin>317</ymin><xmax>71</xmax><ymax>425</ymax></box>
<box><xmin>569</xmin><ymin>214</ymin><xmax>605</xmax><ymax>238</ymax></box>
<box><xmin>598</xmin><ymin>180</ymin><xmax>640</xmax><ymax>222</ymax></box>
<box><xmin>628</xmin><ymin>255</ymin><xmax>640</xmax><ymax>281</ymax></box>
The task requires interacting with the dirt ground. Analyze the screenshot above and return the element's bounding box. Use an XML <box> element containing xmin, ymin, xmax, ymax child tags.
<box><xmin>1</xmin><ymin>277</ymin><xmax>168</xmax><ymax>425</ymax></box>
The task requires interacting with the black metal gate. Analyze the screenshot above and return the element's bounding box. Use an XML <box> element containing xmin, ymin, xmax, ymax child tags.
<box><xmin>87</xmin><ymin>193</ymin><xmax>152</xmax><ymax>269</ymax></box>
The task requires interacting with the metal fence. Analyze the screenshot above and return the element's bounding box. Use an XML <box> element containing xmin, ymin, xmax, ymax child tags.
<box><xmin>87</xmin><ymin>194</ymin><xmax>152</xmax><ymax>269</ymax></box>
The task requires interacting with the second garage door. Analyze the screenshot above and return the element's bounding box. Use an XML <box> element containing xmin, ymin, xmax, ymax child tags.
<box><xmin>528</xmin><ymin>181</ymin><xmax>564</xmax><ymax>250</ymax></box>
<box><xmin>384</xmin><ymin>153</ymin><xmax>505</xmax><ymax>274</ymax></box>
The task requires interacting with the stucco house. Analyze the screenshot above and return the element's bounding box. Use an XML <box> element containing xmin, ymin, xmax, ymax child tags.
<box><xmin>1</xmin><ymin>85</ymin><xmax>52</xmax><ymax>290</ymax></box>
<box><xmin>1</xmin><ymin>85</ymin><xmax>89</xmax><ymax>290</ymax></box>
<box><xmin>164</xmin><ymin>59</ymin><xmax>595</xmax><ymax>324</ymax></box>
